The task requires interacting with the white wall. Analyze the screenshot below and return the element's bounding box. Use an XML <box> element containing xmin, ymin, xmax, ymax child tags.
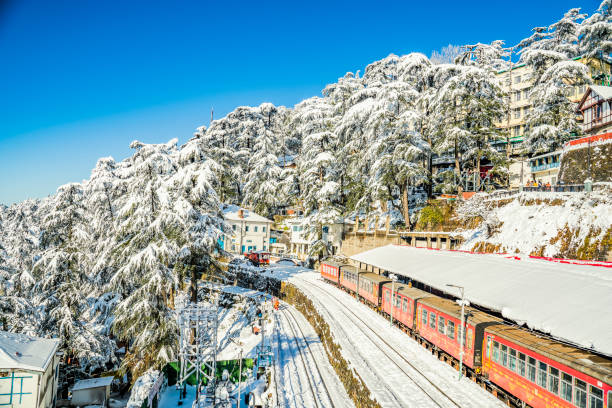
<box><xmin>226</xmin><ymin>220</ymin><xmax>271</xmax><ymax>254</ymax></box>
<box><xmin>0</xmin><ymin>370</ymin><xmax>40</xmax><ymax>407</ymax></box>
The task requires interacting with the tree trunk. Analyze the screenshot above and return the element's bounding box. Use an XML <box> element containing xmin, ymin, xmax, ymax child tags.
<box><xmin>400</xmin><ymin>184</ymin><xmax>411</xmax><ymax>231</ymax></box>
<box><xmin>475</xmin><ymin>144</ymin><xmax>481</xmax><ymax>191</ymax></box>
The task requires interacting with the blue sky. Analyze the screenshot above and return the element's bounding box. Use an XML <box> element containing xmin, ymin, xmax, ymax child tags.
<box><xmin>0</xmin><ymin>0</ymin><xmax>600</xmax><ymax>204</ymax></box>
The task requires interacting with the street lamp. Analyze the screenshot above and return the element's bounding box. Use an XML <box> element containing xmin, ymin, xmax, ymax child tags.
<box><xmin>228</xmin><ymin>337</ymin><xmax>244</xmax><ymax>407</ymax></box>
<box><xmin>389</xmin><ymin>274</ymin><xmax>398</xmax><ymax>327</ymax></box>
<box><xmin>446</xmin><ymin>284</ymin><xmax>469</xmax><ymax>380</ymax></box>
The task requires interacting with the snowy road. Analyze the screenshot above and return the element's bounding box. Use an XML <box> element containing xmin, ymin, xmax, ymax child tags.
<box><xmin>273</xmin><ymin>302</ymin><xmax>353</xmax><ymax>408</ymax></box>
<box><xmin>280</xmin><ymin>268</ymin><xmax>506</xmax><ymax>408</ymax></box>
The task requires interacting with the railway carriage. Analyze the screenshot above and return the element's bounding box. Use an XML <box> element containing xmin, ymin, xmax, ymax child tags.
<box><xmin>357</xmin><ymin>273</ymin><xmax>390</xmax><ymax>308</ymax></box>
<box><xmin>381</xmin><ymin>283</ymin><xmax>431</xmax><ymax>330</ymax></box>
<box><xmin>416</xmin><ymin>297</ymin><xmax>502</xmax><ymax>371</ymax></box>
<box><xmin>320</xmin><ymin>261</ymin><xmax>342</xmax><ymax>284</ymax></box>
<box><xmin>338</xmin><ymin>265</ymin><xmax>363</xmax><ymax>294</ymax></box>
<box><xmin>483</xmin><ymin>325</ymin><xmax>612</xmax><ymax>408</ymax></box>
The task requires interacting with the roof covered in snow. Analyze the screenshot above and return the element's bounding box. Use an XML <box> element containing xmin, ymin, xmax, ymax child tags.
<box><xmin>0</xmin><ymin>331</ymin><xmax>59</xmax><ymax>372</ymax></box>
<box><xmin>72</xmin><ymin>376</ymin><xmax>114</xmax><ymax>391</ymax></box>
<box><xmin>222</xmin><ymin>205</ymin><xmax>272</xmax><ymax>223</ymax></box>
<box><xmin>350</xmin><ymin>245</ymin><xmax>612</xmax><ymax>357</ymax></box>
<box><xmin>590</xmin><ymin>85</ymin><xmax>612</xmax><ymax>100</ymax></box>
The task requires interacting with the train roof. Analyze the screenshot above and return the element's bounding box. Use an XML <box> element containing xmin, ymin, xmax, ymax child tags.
<box><xmin>359</xmin><ymin>272</ymin><xmax>391</xmax><ymax>284</ymax></box>
<box><xmin>382</xmin><ymin>282</ymin><xmax>431</xmax><ymax>300</ymax></box>
<box><xmin>321</xmin><ymin>260</ymin><xmax>343</xmax><ymax>268</ymax></box>
<box><xmin>418</xmin><ymin>296</ymin><xmax>503</xmax><ymax>326</ymax></box>
<box><xmin>351</xmin><ymin>244</ymin><xmax>612</xmax><ymax>357</ymax></box>
<box><xmin>486</xmin><ymin>325</ymin><xmax>612</xmax><ymax>385</ymax></box>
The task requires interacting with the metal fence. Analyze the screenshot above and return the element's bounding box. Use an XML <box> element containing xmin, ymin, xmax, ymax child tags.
<box><xmin>523</xmin><ymin>184</ymin><xmax>585</xmax><ymax>192</ymax></box>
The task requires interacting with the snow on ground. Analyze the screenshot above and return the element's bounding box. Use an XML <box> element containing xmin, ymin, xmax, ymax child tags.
<box><xmin>351</xmin><ymin>244</ymin><xmax>612</xmax><ymax>355</ymax></box>
<box><xmin>458</xmin><ymin>190</ymin><xmax>612</xmax><ymax>257</ymax></box>
<box><xmin>126</xmin><ymin>369</ymin><xmax>160</xmax><ymax>408</ymax></box>
<box><xmin>160</xmin><ymin>283</ymin><xmax>351</xmax><ymax>407</ymax></box>
<box><xmin>266</xmin><ymin>264</ymin><xmax>506</xmax><ymax>408</ymax></box>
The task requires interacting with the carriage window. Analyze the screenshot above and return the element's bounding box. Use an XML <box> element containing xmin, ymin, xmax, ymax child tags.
<box><xmin>430</xmin><ymin>314</ymin><xmax>436</xmax><ymax>329</ymax></box>
<box><xmin>486</xmin><ymin>337</ymin><xmax>491</xmax><ymax>358</ymax></box>
<box><xmin>509</xmin><ymin>349</ymin><xmax>517</xmax><ymax>372</ymax></box>
<box><xmin>517</xmin><ymin>353</ymin><xmax>526</xmax><ymax>377</ymax></box>
<box><xmin>422</xmin><ymin>309</ymin><xmax>428</xmax><ymax>325</ymax></box>
<box><xmin>402</xmin><ymin>298</ymin><xmax>408</xmax><ymax>312</ymax></box>
<box><xmin>492</xmin><ymin>341</ymin><xmax>500</xmax><ymax>363</ymax></box>
<box><xmin>527</xmin><ymin>357</ymin><xmax>536</xmax><ymax>382</ymax></box>
<box><xmin>447</xmin><ymin>321</ymin><xmax>455</xmax><ymax>339</ymax></box>
<box><xmin>501</xmin><ymin>345</ymin><xmax>508</xmax><ymax>367</ymax></box>
<box><xmin>561</xmin><ymin>372</ymin><xmax>572</xmax><ymax>402</ymax></box>
<box><xmin>537</xmin><ymin>361</ymin><xmax>547</xmax><ymax>388</ymax></box>
<box><xmin>438</xmin><ymin>316</ymin><xmax>446</xmax><ymax>334</ymax></box>
<box><xmin>589</xmin><ymin>385</ymin><xmax>603</xmax><ymax>408</ymax></box>
<box><xmin>467</xmin><ymin>328</ymin><xmax>473</xmax><ymax>349</ymax></box>
<box><xmin>574</xmin><ymin>378</ymin><xmax>587</xmax><ymax>408</ymax></box>
<box><xmin>607</xmin><ymin>390</ymin><xmax>611</xmax><ymax>408</ymax></box>
<box><xmin>548</xmin><ymin>367</ymin><xmax>559</xmax><ymax>395</ymax></box>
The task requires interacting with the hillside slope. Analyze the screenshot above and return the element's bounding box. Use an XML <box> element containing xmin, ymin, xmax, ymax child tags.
<box><xmin>456</xmin><ymin>188</ymin><xmax>612</xmax><ymax>261</ymax></box>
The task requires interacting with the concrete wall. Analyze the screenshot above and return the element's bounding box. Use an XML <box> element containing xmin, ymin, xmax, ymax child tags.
<box><xmin>340</xmin><ymin>234</ymin><xmax>401</xmax><ymax>258</ymax></box>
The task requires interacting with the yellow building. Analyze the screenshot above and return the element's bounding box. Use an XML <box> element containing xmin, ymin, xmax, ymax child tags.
<box><xmin>494</xmin><ymin>56</ymin><xmax>612</xmax><ymax>155</ymax></box>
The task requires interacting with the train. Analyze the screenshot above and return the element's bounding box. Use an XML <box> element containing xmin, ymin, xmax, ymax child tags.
<box><xmin>320</xmin><ymin>261</ymin><xmax>612</xmax><ymax>408</ymax></box>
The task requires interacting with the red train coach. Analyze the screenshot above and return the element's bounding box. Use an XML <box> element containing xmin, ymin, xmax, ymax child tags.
<box><xmin>381</xmin><ymin>283</ymin><xmax>431</xmax><ymax>331</ymax></box>
<box><xmin>320</xmin><ymin>261</ymin><xmax>342</xmax><ymax>284</ymax></box>
<box><xmin>339</xmin><ymin>265</ymin><xmax>362</xmax><ymax>294</ymax></box>
<box><xmin>357</xmin><ymin>273</ymin><xmax>390</xmax><ymax>308</ymax></box>
<box><xmin>416</xmin><ymin>297</ymin><xmax>502</xmax><ymax>371</ymax></box>
<box><xmin>483</xmin><ymin>325</ymin><xmax>612</xmax><ymax>408</ymax></box>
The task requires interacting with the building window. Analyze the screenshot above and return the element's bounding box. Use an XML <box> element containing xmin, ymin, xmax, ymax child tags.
<box><xmin>548</xmin><ymin>367</ymin><xmax>559</xmax><ymax>395</ymax></box>
<box><xmin>523</xmin><ymin>89</ymin><xmax>529</xmax><ymax>99</ymax></box>
<box><xmin>589</xmin><ymin>386</ymin><xmax>603</xmax><ymax>408</ymax></box>
<box><xmin>515</xmin><ymin>91</ymin><xmax>522</xmax><ymax>101</ymax></box>
<box><xmin>561</xmin><ymin>372</ymin><xmax>573</xmax><ymax>403</ymax></box>
<box><xmin>514</xmin><ymin>75</ymin><xmax>521</xmax><ymax>84</ymax></box>
<box><xmin>293</xmin><ymin>226</ymin><xmax>298</xmax><ymax>231</ymax></box>
<box><xmin>527</xmin><ymin>357</ymin><xmax>536</xmax><ymax>382</ymax></box>
<box><xmin>537</xmin><ymin>361</ymin><xmax>548</xmax><ymax>388</ymax></box>
<box><xmin>254</xmin><ymin>226</ymin><xmax>258</xmax><ymax>232</ymax></box>
<box><xmin>574</xmin><ymin>379</ymin><xmax>587</xmax><ymax>408</ymax></box>
<box><xmin>514</xmin><ymin>109</ymin><xmax>521</xmax><ymax>119</ymax></box>
<box><xmin>232</xmin><ymin>224</ymin><xmax>236</xmax><ymax>231</ymax></box>
<box><xmin>245</xmin><ymin>226</ymin><xmax>249</xmax><ymax>232</ymax></box>
<box><xmin>263</xmin><ymin>226</ymin><xmax>266</xmax><ymax>233</ymax></box>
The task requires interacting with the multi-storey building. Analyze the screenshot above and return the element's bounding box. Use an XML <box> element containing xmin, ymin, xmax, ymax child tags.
<box><xmin>495</xmin><ymin>56</ymin><xmax>612</xmax><ymax>155</ymax></box>
<box><xmin>221</xmin><ymin>205</ymin><xmax>273</xmax><ymax>255</ymax></box>
<box><xmin>577</xmin><ymin>85</ymin><xmax>612</xmax><ymax>136</ymax></box>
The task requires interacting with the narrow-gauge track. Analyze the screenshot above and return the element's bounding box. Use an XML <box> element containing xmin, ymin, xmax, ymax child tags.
<box><xmin>290</xmin><ymin>272</ymin><xmax>503</xmax><ymax>408</ymax></box>
<box><xmin>279</xmin><ymin>305</ymin><xmax>336</xmax><ymax>408</ymax></box>
<box><xmin>301</xmin><ymin>278</ymin><xmax>463</xmax><ymax>408</ymax></box>
<box><xmin>273</xmin><ymin>304</ymin><xmax>336</xmax><ymax>408</ymax></box>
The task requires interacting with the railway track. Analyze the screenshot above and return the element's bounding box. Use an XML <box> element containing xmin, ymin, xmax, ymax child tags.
<box><xmin>273</xmin><ymin>304</ymin><xmax>337</xmax><ymax>408</ymax></box>
<box><xmin>293</xmin><ymin>274</ymin><xmax>495</xmax><ymax>408</ymax></box>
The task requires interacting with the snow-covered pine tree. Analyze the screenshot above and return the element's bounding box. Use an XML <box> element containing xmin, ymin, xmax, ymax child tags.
<box><xmin>242</xmin><ymin>103</ymin><xmax>282</xmax><ymax>216</ymax></box>
<box><xmin>33</xmin><ymin>183</ymin><xmax>115</xmax><ymax>372</ymax></box>
<box><xmin>579</xmin><ymin>0</ymin><xmax>612</xmax><ymax>79</ymax></box>
<box><xmin>110</xmin><ymin>139</ymin><xmax>181</xmax><ymax>377</ymax></box>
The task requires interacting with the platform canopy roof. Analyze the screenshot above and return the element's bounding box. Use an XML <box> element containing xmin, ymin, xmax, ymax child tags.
<box><xmin>350</xmin><ymin>245</ymin><xmax>612</xmax><ymax>357</ymax></box>
<box><xmin>0</xmin><ymin>331</ymin><xmax>59</xmax><ymax>372</ymax></box>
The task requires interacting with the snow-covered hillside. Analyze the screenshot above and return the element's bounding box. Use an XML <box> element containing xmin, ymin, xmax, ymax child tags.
<box><xmin>457</xmin><ymin>188</ymin><xmax>612</xmax><ymax>260</ymax></box>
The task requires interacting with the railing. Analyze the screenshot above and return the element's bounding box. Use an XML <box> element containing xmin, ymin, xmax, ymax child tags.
<box><xmin>523</xmin><ymin>184</ymin><xmax>585</xmax><ymax>192</ymax></box>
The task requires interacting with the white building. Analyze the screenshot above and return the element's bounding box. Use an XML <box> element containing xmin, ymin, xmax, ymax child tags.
<box><xmin>287</xmin><ymin>217</ymin><xmax>353</xmax><ymax>260</ymax></box>
<box><xmin>222</xmin><ymin>206</ymin><xmax>273</xmax><ymax>255</ymax></box>
<box><xmin>0</xmin><ymin>331</ymin><xmax>60</xmax><ymax>408</ymax></box>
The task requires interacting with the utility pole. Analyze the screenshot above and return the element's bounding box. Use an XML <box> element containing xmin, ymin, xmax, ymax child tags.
<box><xmin>446</xmin><ymin>284</ymin><xmax>467</xmax><ymax>380</ymax></box>
<box><xmin>389</xmin><ymin>274</ymin><xmax>397</xmax><ymax>327</ymax></box>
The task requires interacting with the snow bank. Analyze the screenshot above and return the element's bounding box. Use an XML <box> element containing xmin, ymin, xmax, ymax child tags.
<box><xmin>351</xmin><ymin>245</ymin><xmax>612</xmax><ymax>356</ymax></box>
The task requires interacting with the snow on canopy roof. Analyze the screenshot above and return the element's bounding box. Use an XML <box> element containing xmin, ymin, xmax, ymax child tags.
<box><xmin>350</xmin><ymin>245</ymin><xmax>612</xmax><ymax>356</ymax></box>
<box><xmin>72</xmin><ymin>376</ymin><xmax>114</xmax><ymax>391</ymax></box>
<box><xmin>590</xmin><ymin>85</ymin><xmax>612</xmax><ymax>100</ymax></box>
<box><xmin>222</xmin><ymin>205</ymin><xmax>272</xmax><ymax>223</ymax></box>
<box><xmin>0</xmin><ymin>331</ymin><xmax>59</xmax><ymax>372</ymax></box>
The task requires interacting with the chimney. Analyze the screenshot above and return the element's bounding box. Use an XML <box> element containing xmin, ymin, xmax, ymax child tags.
<box><xmin>238</xmin><ymin>209</ymin><xmax>244</xmax><ymax>218</ymax></box>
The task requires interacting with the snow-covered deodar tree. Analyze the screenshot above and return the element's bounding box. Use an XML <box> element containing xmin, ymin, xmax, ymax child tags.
<box><xmin>33</xmin><ymin>183</ymin><xmax>115</xmax><ymax>373</ymax></box>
